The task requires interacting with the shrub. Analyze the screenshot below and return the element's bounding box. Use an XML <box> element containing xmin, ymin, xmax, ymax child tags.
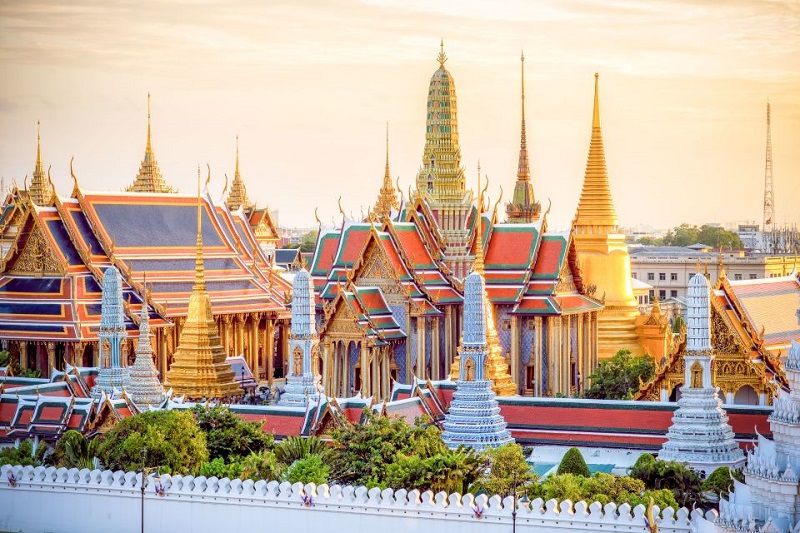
<box><xmin>557</xmin><ymin>447</ymin><xmax>590</xmax><ymax>477</ymax></box>
<box><xmin>240</xmin><ymin>450</ymin><xmax>283</xmax><ymax>482</ymax></box>
<box><xmin>284</xmin><ymin>454</ymin><xmax>330</xmax><ymax>485</ymax></box>
<box><xmin>274</xmin><ymin>436</ymin><xmax>331</xmax><ymax>466</ymax></box>
<box><xmin>193</xmin><ymin>405</ymin><xmax>273</xmax><ymax>461</ymax></box>
<box><xmin>97</xmin><ymin>410</ymin><xmax>208</xmax><ymax>474</ymax></box>
<box><xmin>702</xmin><ymin>466</ymin><xmax>743</xmax><ymax>497</ymax></box>
<box><xmin>51</xmin><ymin>430</ymin><xmax>99</xmax><ymax>469</ymax></box>
<box><xmin>475</xmin><ymin>443</ymin><xmax>536</xmax><ymax>498</ymax></box>
<box><xmin>0</xmin><ymin>439</ymin><xmax>48</xmax><ymax>467</ymax></box>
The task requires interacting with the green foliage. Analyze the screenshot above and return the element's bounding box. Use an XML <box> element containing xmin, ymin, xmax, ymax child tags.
<box><xmin>199</xmin><ymin>457</ymin><xmax>243</xmax><ymax>479</ymax></box>
<box><xmin>672</xmin><ymin>316</ymin><xmax>686</xmax><ymax>334</ymax></box>
<box><xmin>629</xmin><ymin>457</ymin><xmax>704</xmax><ymax>508</ymax></box>
<box><xmin>51</xmin><ymin>430</ymin><xmax>99</xmax><ymax>469</ymax></box>
<box><xmin>475</xmin><ymin>443</ymin><xmax>536</xmax><ymax>498</ymax></box>
<box><xmin>193</xmin><ymin>405</ymin><xmax>273</xmax><ymax>462</ymax></box>
<box><xmin>330</xmin><ymin>411</ymin><xmax>441</xmax><ymax>487</ymax></box>
<box><xmin>636</xmin><ymin>236</ymin><xmax>663</xmax><ymax>246</ymax></box>
<box><xmin>286</xmin><ymin>231</ymin><xmax>319</xmax><ymax>254</ymax></box>
<box><xmin>662</xmin><ymin>224</ymin><xmax>742</xmax><ymax>249</ymax></box>
<box><xmin>556</xmin><ymin>447</ymin><xmax>591</xmax><ymax>477</ymax></box>
<box><xmin>0</xmin><ymin>438</ymin><xmax>48</xmax><ymax>467</ymax></box>
<box><xmin>274</xmin><ymin>436</ymin><xmax>331</xmax><ymax>466</ymax></box>
<box><xmin>18</xmin><ymin>368</ymin><xmax>42</xmax><ymax>378</ymax></box>
<box><xmin>239</xmin><ymin>450</ymin><xmax>283</xmax><ymax>482</ymax></box>
<box><xmin>702</xmin><ymin>466</ymin><xmax>744</xmax><ymax>497</ymax></box>
<box><xmin>284</xmin><ymin>454</ymin><xmax>330</xmax><ymax>485</ymax></box>
<box><xmin>97</xmin><ymin>410</ymin><xmax>208</xmax><ymax>475</ymax></box>
<box><xmin>529</xmin><ymin>473</ymin><xmax>680</xmax><ymax>510</ymax></box>
<box><xmin>583</xmin><ymin>350</ymin><xmax>656</xmax><ymax>400</ymax></box>
<box><xmin>632</xmin><ymin>453</ymin><xmax>656</xmax><ymax>470</ymax></box>
<box><xmin>385</xmin><ymin>446</ymin><xmax>484</xmax><ymax>495</ymax></box>
<box><xmin>0</xmin><ymin>350</ymin><xmax>10</xmax><ymax>366</ymax></box>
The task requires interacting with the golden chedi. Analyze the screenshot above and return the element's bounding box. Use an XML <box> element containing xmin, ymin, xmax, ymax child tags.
<box><xmin>571</xmin><ymin>74</ymin><xmax>642</xmax><ymax>359</ymax></box>
<box><xmin>164</xmin><ymin>171</ymin><xmax>241</xmax><ymax>400</ymax></box>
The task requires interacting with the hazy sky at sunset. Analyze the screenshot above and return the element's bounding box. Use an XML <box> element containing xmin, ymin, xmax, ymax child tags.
<box><xmin>1</xmin><ymin>0</ymin><xmax>798</xmax><ymax>230</ymax></box>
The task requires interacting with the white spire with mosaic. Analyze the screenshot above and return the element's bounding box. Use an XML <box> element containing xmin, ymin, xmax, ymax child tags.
<box><xmin>278</xmin><ymin>268</ymin><xmax>322</xmax><ymax>407</ymax></box>
<box><xmin>127</xmin><ymin>285</ymin><xmax>166</xmax><ymax>407</ymax></box>
<box><xmin>441</xmin><ymin>269</ymin><xmax>513</xmax><ymax>450</ymax></box>
<box><xmin>658</xmin><ymin>273</ymin><xmax>744</xmax><ymax>476</ymax></box>
<box><xmin>91</xmin><ymin>266</ymin><xmax>131</xmax><ymax>398</ymax></box>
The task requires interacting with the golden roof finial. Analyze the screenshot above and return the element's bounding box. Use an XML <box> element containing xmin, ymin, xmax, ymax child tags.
<box><xmin>146</xmin><ymin>92</ymin><xmax>152</xmax><ymax>153</ymax></box>
<box><xmin>235</xmin><ymin>135</ymin><xmax>240</xmax><ymax>179</ymax></box>
<box><xmin>194</xmin><ymin>165</ymin><xmax>206</xmax><ymax>292</ymax></box>
<box><xmin>521</xmin><ymin>51</ymin><xmax>526</xmax><ymax>125</ymax></box>
<box><xmin>36</xmin><ymin>120</ymin><xmax>42</xmax><ymax>170</ymax></box>
<box><xmin>474</xmin><ymin>160</ymin><xmax>485</xmax><ymax>275</ymax></box>
<box><xmin>437</xmin><ymin>38</ymin><xmax>447</xmax><ymax>68</ymax></box>
<box><xmin>592</xmin><ymin>73</ymin><xmax>600</xmax><ymax>129</ymax></box>
<box><xmin>373</xmin><ymin>122</ymin><xmax>399</xmax><ymax>219</ymax></box>
<box><xmin>717</xmin><ymin>246</ymin><xmax>726</xmax><ymax>278</ymax></box>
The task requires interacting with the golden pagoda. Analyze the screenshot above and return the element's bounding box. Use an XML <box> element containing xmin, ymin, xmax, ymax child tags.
<box><xmin>126</xmin><ymin>94</ymin><xmax>176</xmax><ymax>194</ymax></box>
<box><xmin>226</xmin><ymin>136</ymin><xmax>252</xmax><ymax>212</ymax></box>
<box><xmin>572</xmin><ymin>74</ymin><xmax>642</xmax><ymax>359</ymax></box>
<box><xmin>29</xmin><ymin>121</ymin><xmax>54</xmax><ymax>206</ymax></box>
<box><xmin>163</xmin><ymin>169</ymin><xmax>241</xmax><ymax>400</ymax></box>
<box><xmin>506</xmin><ymin>52</ymin><xmax>541</xmax><ymax>223</ymax></box>
<box><xmin>450</xmin><ymin>165</ymin><xmax>516</xmax><ymax>396</ymax></box>
<box><xmin>371</xmin><ymin>124</ymin><xmax>399</xmax><ymax>220</ymax></box>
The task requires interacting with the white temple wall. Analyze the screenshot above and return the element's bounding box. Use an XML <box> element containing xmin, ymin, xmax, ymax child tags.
<box><xmin>0</xmin><ymin>464</ymin><xmax>711</xmax><ymax>533</ymax></box>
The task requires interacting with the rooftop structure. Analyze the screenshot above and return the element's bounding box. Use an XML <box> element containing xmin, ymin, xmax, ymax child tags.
<box><xmin>163</xmin><ymin>171</ymin><xmax>242</xmax><ymax>400</ymax></box>
<box><xmin>91</xmin><ymin>266</ymin><xmax>131</xmax><ymax>398</ymax></box>
<box><xmin>571</xmin><ymin>74</ymin><xmax>642</xmax><ymax>359</ymax></box>
<box><xmin>278</xmin><ymin>269</ymin><xmax>322</xmax><ymax>407</ymax></box>
<box><xmin>658</xmin><ymin>274</ymin><xmax>744</xmax><ymax>476</ymax></box>
<box><xmin>127</xmin><ymin>284</ymin><xmax>166</xmax><ymax>407</ymax></box>
<box><xmin>126</xmin><ymin>94</ymin><xmax>175</xmax><ymax>193</ymax></box>
<box><xmin>226</xmin><ymin>136</ymin><xmax>252</xmax><ymax>212</ymax></box>
<box><xmin>506</xmin><ymin>52</ymin><xmax>540</xmax><ymax>224</ymax></box>
<box><xmin>371</xmin><ymin>125</ymin><xmax>399</xmax><ymax>221</ymax></box>
<box><xmin>29</xmin><ymin>121</ymin><xmax>54</xmax><ymax>206</ymax></box>
<box><xmin>441</xmin><ymin>270</ymin><xmax>513</xmax><ymax>450</ymax></box>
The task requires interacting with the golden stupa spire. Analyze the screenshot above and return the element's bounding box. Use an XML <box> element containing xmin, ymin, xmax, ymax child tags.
<box><xmin>163</xmin><ymin>165</ymin><xmax>240</xmax><ymax>400</ymax></box>
<box><xmin>29</xmin><ymin>120</ymin><xmax>54</xmax><ymax>205</ymax></box>
<box><xmin>573</xmin><ymin>73</ymin><xmax>619</xmax><ymax>231</ymax></box>
<box><xmin>126</xmin><ymin>93</ymin><xmax>175</xmax><ymax>193</ymax></box>
<box><xmin>437</xmin><ymin>38</ymin><xmax>447</xmax><ymax>68</ymax></box>
<box><xmin>225</xmin><ymin>135</ymin><xmax>251</xmax><ymax>212</ymax></box>
<box><xmin>474</xmin><ymin>161</ymin><xmax>485</xmax><ymax>274</ymax></box>
<box><xmin>519</xmin><ymin>51</ymin><xmax>528</xmax><ymax>179</ymax></box>
<box><xmin>506</xmin><ymin>50</ymin><xmax>540</xmax><ymax>223</ymax></box>
<box><xmin>373</xmin><ymin>123</ymin><xmax>399</xmax><ymax>219</ymax></box>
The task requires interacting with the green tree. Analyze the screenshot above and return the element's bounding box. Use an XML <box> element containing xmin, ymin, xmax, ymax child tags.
<box><xmin>629</xmin><ymin>456</ymin><xmax>704</xmax><ymax>508</ymax></box>
<box><xmin>584</xmin><ymin>350</ymin><xmax>655</xmax><ymax>400</ymax></box>
<box><xmin>475</xmin><ymin>443</ymin><xmax>536</xmax><ymax>498</ymax></box>
<box><xmin>636</xmin><ymin>236</ymin><xmax>663</xmax><ymax>246</ymax></box>
<box><xmin>193</xmin><ymin>405</ymin><xmax>273</xmax><ymax>462</ymax></box>
<box><xmin>284</xmin><ymin>454</ymin><xmax>330</xmax><ymax>485</ymax></box>
<box><xmin>199</xmin><ymin>457</ymin><xmax>243</xmax><ymax>479</ymax></box>
<box><xmin>697</xmin><ymin>225</ymin><xmax>742</xmax><ymax>249</ymax></box>
<box><xmin>556</xmin><ymin>447</ymin><xmax>591</xmax><ymax>477</ymax></box>
<box><xmin>0</xmin><ymin>439</ymin><xmax>48</xmax><ymax>467</ymax></box>
<box><xmin>51</xmin><ymin>430</ymin><xmax>99</xmax><ymax>469</ymax></box>
<box><xmin>385</xmin><ymin>446</ymin><xmax>484</xmax><ymax>494</ymax></box>
<box><xmin>702</xmin><ymin>466</ymin><xmax>743</xmax><ymax>497</ymax></box>
<box><xmin>97</xmin><ymin>410</ymin><xmax>208</xmax><ymax>475</ymax></box>
<box><xmin>287</xmin><ymin>231</ymin><xmax>319</xmax><ymax>254</ymax></box>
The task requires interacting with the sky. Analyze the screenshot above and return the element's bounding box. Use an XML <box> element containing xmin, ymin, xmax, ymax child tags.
<box><xmin>1</xmin><ymin>0</ymin><xmax>799</xmax><ymax>231</ymax></box>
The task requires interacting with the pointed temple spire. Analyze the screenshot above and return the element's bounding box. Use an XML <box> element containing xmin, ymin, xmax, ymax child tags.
<box><xmin>659</xmin><ymin>274</ymin><xmax>744</xmax><ymax>474</ymax></box>
<box><xmin>226</xmin><ymin>135</ymin><xmax>252</xmax><ymax>212</ymax></box>
<box><xmin>91</xmin><ymin>266</ymin><xmax>131</xmax><ymax>398</ymax></box>
<box><xmin>128</xmin><ymin>278</ymin><xmax>166</xmax><ymax>407</ymax></box>
<box><xmin>126</xmin><ymin>93</ymin><xmax>176</xmax><ymax>194</ymax></box>
<box><xmin>372</xmin><ymin>123</ymin><xmax>399</xmax><ymax>220</ymax></box>
<box><xmin>29</xmin><ymin>121</ymin><xmax>54</xmax><ymax>205</ymax></box>
<box><xmin>164</xmin><ymin>167</ymin><xmax>241</xmax><ymax>400</ymax></box>
<box><xmin>506</xmin><ymin>52</ymin><xmax>541</xmax><ymax>223</ymax></box>
<box><xmin>573</xmin><ymin>73</ymin><xmax>619</xmax><ymax>231</ymax></box>
<box><xmin>437</xmin><ymin>38</ymin><xmax>447</xmax><ymax>68</ymax></box>
<box><xmin>442</xmin><ymin>270</ymin><xmax>513</xmax><ymax>450</ymax></box>
<box><xmin>279</xmin><ymin>269</ymin><xmax>323</xmax><ymax>406</ymax></box>
<box><xmin>474</xmin><ymin>162</ymin><xmax>485</xmax><ymax>275</ymax></box>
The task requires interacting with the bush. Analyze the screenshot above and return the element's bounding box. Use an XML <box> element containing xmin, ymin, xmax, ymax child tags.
<box><xmin>583</xmin><ymin>350</ymin><xmax>655</xmax><ymax>400</ymax></box>
<box><xmin>475</xmin><ymin>443</ymin><xmax>536</xmax><ymax>498</ymax></box>
<box><xmin>557</xmin><ymin>447</ymin><xmax>590</xmax><ymax>477</ymax></box>
<box><xmin>50</xmin><ymin>430</ymin><xmax>99</xmax><ymax>469</ymax></box>
<box><xmin>629</xmin><ymin>457</ymin><xmax>704</xmax><ymax>508</ymax></box>
<box><xmin>284</xmin><ymin>454</ymin><xmax>330</xmax><ymax>485</ymax></box>
<box><xmin>702</xmin><ymin>466</ymin><xmax>743</xmax><ymax>497</ymax></box>
<box><xmin>274</xmin><ymin>436</ymin><xmax>331</xmax><ymax>466</ymax></box>
<box><xmin>0</xmin><ymin>439</ymin><xmax>48</xmax><ymax>467</ymax></box>
<box><xmin>240</xmin><ymin>450</ymin><xmax>283</xmax><ymax>482</ymax></box>
<box><xmin>97</xmin><ymin>410</ymin><xmax>208</xmax><ymax>474</ymax></box>
<box><xmin>199</xmin><ymin>457</ymin><xmax>243</xmax><ymax>479</ymax></box>
<box><xmin>193</xmin><ymin>405</ymin><xmax>273</xmax><ymax>462</ymax></box>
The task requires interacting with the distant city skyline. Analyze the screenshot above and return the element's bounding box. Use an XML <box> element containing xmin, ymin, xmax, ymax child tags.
<box><xmin>1</xmin><ymin>0</ymin><xmax>799</xmax><ymax>230</ymax></box>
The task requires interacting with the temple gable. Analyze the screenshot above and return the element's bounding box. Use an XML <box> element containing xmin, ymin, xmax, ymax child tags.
<box><xmin>9</xmin><ymin>222</ymin><xmax>64</xmax><ymax>276</ymax></box>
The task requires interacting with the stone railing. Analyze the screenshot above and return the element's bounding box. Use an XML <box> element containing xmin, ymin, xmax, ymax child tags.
<box><xmin>0</xmin><ymin>464</ymin><xmax>715</xmax><ymax>533</ymax></box>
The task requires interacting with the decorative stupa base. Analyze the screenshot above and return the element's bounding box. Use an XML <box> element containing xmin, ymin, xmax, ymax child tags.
<box><xmin>597</xmin><ymin>305</ymin><xmax>644</xmax><ymax>360</ymax></box>
<box><xmin>128</xmin><ymin>362</ymin><xmax>165</xmax><ymax>407</ymax></box>
<box><xmin>442</xmin><ymin>379</ymin><xmax>514</xmax><ymax>451</ymax></box>
<box><xmin>449</xmin><ymin>354</ymin><xmax>516</xmax><ymax>396</ymax></box>
<box><xmin>91</xmin><ymin>368</ymin><xmax>131</xmax><ymax>399</ymax></box>
<box><xmin>278</xmin><ymin>375</ymin><xmax>321</xmax><ymax>407</ymax></box>
<box><xmin>658</xmin><ymin>387</ymin><xmax>744</xmax><ymax>477</ymax></box>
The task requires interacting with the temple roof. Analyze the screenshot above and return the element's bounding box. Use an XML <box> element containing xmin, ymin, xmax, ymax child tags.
<box><xmin>126</xmin><ymin>95</ymin><xmax>175</xmax><ymax>194</ymax></box>
<box><xmin>29</xmin><ymin>121</ymin><xmax>54</xmax><ymax>206</ymax></box>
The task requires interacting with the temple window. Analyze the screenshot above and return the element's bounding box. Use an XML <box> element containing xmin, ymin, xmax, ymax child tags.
<box><xmin>670</xmin><ymin>273</ymin><xmax>678</xmax><ymax>281</ymax></box>
<box><xmin>659</xmin><ymin>273</ymin><xmax>666</xmax><ymax>281</ymax></box>
<box><xmin>647</xmin><ymin>273</ymin><xmax>655</xmax><ymax>281</ymax></box>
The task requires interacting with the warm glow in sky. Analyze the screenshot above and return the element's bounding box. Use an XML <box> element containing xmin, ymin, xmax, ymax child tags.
<box><xmin>1</xmin><ymin>0</ymin><xmax>799</xmax><ymax>230</ymax></box>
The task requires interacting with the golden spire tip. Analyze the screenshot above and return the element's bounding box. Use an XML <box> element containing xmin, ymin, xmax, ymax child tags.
<box><xmin>592</xmin><ymin>72</ymin><xmax>601</xmax><ymax>129</ymax></box>
<box><xmin>437</xmin><ymin>38</ymin><xmax>447</xmax><ymax>68</ymax></box>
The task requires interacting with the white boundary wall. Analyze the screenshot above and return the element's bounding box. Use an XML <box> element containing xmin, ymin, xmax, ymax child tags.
<box><xmin>0</xmin><ymin>464</ymin><xmax>717</xmax><ymax>533</ymax></box>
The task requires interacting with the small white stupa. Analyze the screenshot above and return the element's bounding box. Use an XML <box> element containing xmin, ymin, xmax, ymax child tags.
<box><xmin>441</xmin><ymin>271</ymin><xmax>513</xmax><ymax>450</ymax></box>
<box><xmin>658</xmin><ymin>273</ymin><xmax>744</xmax><ymax>476</ymax></box>
<box><xmin>127</xmin><ymin>296</ymin><xmax>166</xmax><ymax>407</ymax></box>
<box><xmin>278</xmin><ymin>269</ymin><xmax>322</xmax><ymax>407</ymax></box>
<box><xmin>91</xmin><ymin>267</ymin><xmax>131</xmax><ymax>398</ymax></box>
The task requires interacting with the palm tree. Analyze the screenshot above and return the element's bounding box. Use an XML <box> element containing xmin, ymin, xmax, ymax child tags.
<box><xmin>274</xmin><ymin>436</ymin><xmax>331</xmax><ymax>467</ymax></box>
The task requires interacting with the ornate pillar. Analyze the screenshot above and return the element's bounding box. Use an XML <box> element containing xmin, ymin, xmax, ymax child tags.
<box><xmin>158</xmin><ymin>329</ymin><xmax>168</xmax><ymax>379</ymax></box>
<box><xmin>280</xmin><ymin>321</ymin><xmax>289</xmax><ymax>376</ymax></box>
<box><xmin>547</xmin><ymin>317</ymin><xmax>555</xmax><ymax>396</ymax></box>
<box><xmin>46</xmin><ymin>342</ymin><xmax>56</xmax><ymax>378</ymax></box>
<box><xmin>323</xmin><ymin>338</ymin><xmax>331</xmax><ymax>395</ymax></box>
<box><xmin>534</xmin><ymin>316</ymin><xmax>543</xmax><ymax>396</ymax></box>
<box><xmin>444</xmin><ymin>306</ymin><xmax>453</xmax><ymax>373</ymax></box>
<box><xmin>510</xmin><ymin>315</ymin><xmax>519</xmax><ymax>394</ymax></box>
<box><xmin>250</xmin><ymin>315</ymin><xmax>260</xmax><ymax>381</ymax></box>
<box><xmin>416</xmin><ymin>316</ymin><xmax>426</xmax><ymax>380</ymax></box>
<box><xmin>360</xmin><ymin>342</ymin><xmax>369</xmax><ymax>395</ymax></box>
<box><xmin>18</xmin><ymin>341</ymin><xmax>28</xmax><ymax>371</ymax></box>
<box><xmin>266</xmin><ymin>318</ymin><xmax>275</xmax><ymax>383</ymax></box>
<box><xmin>431</xmin><ymin>316</ymin><xmax>440</xmax><ymax>381</ymax></box>
<box><xmin>332</xmin><ymin>341</ymin><xmax>340</xmax><ymax>396</ymax></box>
